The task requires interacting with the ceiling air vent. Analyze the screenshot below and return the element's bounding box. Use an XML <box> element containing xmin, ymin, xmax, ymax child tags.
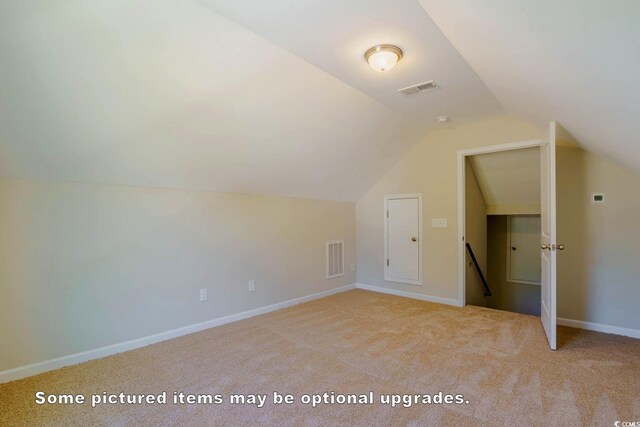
<box><xmin>398</xmin><ymin>80</ymin><xmax>439</xmax><ymax>96</ymax></box>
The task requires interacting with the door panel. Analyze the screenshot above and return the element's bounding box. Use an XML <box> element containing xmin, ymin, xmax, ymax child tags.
<box><xmin>509</xmin><ymin>216</ymin><xmax>541</xmax><ymax>284</ymax></box>
<box><xmin>540</xmin><ymin>122</ymin><xmax>557</xmax><ymax>350</ymax></box>
<box><xmin>386</xmin><ymin>196</ymin><xmax>420</xmax><ymax>284</ymax></box>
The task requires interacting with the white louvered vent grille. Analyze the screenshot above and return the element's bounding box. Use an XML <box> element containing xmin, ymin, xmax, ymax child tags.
<box><xmin>326</xmin><ymin>240</ymin><xmax>345</xmax><ymax>279</ymax></box>
<box><xmin>397</xmin><ymin>80</ymin><xmax>439</xmax><ymax>96</ymax></box>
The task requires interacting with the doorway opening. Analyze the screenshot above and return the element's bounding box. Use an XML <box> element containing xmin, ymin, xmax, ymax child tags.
<box><xmin>458</xmin><ymin>142</ymin><xmax>544</xmax><ymax>317</ymax></box>
<box><xmin>458</xmin><ymin>123</ymin><xmax>562</xmax><ymax>350</ymax></box>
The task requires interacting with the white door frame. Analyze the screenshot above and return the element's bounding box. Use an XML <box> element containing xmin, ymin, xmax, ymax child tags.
<box><xmin>384</xmin><ymin>193</ymin><xmax>423</xmax><ymax>286</ymax></box>
<box><xmin>457</xmin><ymin>139</ymin><xmax>543</xmax><ymax>307</ymax></box>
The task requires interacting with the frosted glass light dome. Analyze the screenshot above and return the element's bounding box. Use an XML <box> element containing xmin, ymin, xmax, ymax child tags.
<box><xmin>364</xmin><ymin>45</ymin><xmax>403</xmax><ymax>72</ymax></box>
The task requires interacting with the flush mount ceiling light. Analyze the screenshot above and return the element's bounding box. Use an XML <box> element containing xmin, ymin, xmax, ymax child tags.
<box><xmin>364</xmin><ymin>44</ymin><xmax>403</xmax><ymax>72</ymax></box>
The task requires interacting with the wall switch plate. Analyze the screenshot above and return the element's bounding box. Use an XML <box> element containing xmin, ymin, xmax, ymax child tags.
<box><xmin>431</xmin><ymin>218</ymin><xmax>448</xmax><ymax>228</ymax></box>
<box><xmin>199</xmin><ymin>288</ymin><xmax>208</xmax><ymax>302</ymax></box>
<box><xmin>248</xmin><ymin>280</ymin><xmax>255</xmax><ymax>292</ymax></box>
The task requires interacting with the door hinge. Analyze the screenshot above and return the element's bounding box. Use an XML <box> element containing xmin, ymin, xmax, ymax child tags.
<box><xmin>386</xmin><ymin>210</ymin><xmax>389</xmax><ymax>218</ymax></box>
<box><xmin>386</xmin><ymin>258</ymin><xmax>389</xmax><ymax>266</ymax></box>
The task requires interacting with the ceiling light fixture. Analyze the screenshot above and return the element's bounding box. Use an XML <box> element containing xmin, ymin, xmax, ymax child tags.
<box><xmin>364</xmin><ymin>44</ymin><xmax>403</xmax><ymax>72</ymax></box>
<box><xmin>437</xmin><ymin>115</ymin><xmax>450</xmax><ymax>122</ymax></box>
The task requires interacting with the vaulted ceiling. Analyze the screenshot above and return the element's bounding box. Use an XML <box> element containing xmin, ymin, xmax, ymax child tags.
<box><xmin>197</xmin><ymin>0</ymin><xmax>503</xmax><ymax>126</ymax></box>
<box><xmin>0</xmin><ymin>0</ymin><xmax>432</xmax><ymax>201</ymax></box>
<box><xmin>0</xmin><ymin>1</ymin><xmax>637</xmax><ymax>201</ymax></box>
<box><xmin>418</xmin><ymin>0</ymin><xmax>640</xmax><ymax>176</ymax></box>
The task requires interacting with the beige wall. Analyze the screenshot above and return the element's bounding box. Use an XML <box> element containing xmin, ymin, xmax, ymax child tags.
<box><xmin>464</xmin><ymin>159</ymin><xmax>490</xmax><ymax>307</ymax></box>
<box><xmin>2</xmin><ymin>117</ymin><xmax>639</xmax><ymax>373</ymax></box>
<box><xmin>557</xmin><ymin>145</ymin><xmax>640</xmax><ymax>330</ymax></box>
<box><xmin>0</xmin><ymin>178</ymin><xmax>355</xmax><ymax>372</ymax></box>
<box><xmin>486</xmin><ymin>215</ymin><xmax>540</xmax><ymax>315</ymax></box>
<box><xmin>356</xmin><ymin>115</ymin><xmax>640</xmax><ymax>331</ymax></box>
<box><xmin>356</xmin><ymin>117</ymin><xmax>543</xmax><ymax>301</ymax></box>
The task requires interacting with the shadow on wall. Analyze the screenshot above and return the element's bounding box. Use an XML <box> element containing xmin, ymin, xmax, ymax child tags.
<box><xmin>556</xmin><ymin>145</ymin><xmax>590</xmax><ymax>323</ymax></box>
<box><xmin>464</xmin><ymin>159</ymin><xmax>491</xmax><ymax>308</ymax></box>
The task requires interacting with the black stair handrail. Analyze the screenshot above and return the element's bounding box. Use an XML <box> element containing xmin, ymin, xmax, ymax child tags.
<box><xmin>465</xmin><ymin>243</ymin><xmax>492</xmax><ymax>297</ymax></box>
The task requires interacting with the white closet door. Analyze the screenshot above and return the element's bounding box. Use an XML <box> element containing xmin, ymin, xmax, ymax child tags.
<box><xmin>385</xmin><ymin>195</ymin><xmax>421</xmax><ymax>285</ymax></box>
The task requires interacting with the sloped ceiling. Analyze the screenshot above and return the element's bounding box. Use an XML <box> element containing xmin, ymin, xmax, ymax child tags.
<box><xmin>197</xmin><ymin>0</ymin><xmax>503</xmax><ymax>127</ymax></box>
<box><xmin>0</xmin><ymin>0</ymin><xmax>427</xmax><ymax>201</ymax></box>
<box><xmin>2</xmin><ymin>1</ymin><xmax>635</xmax><ymax>202</ymax></box>
<box><xmin>419</xmin><ymin>0</ymin><xmax>640</xmax><ymax>175</ymax></box>
<box><xmin>469</xmin><ymin>147</ymin><xmax>540</xmax><ymax>207</ymax></box>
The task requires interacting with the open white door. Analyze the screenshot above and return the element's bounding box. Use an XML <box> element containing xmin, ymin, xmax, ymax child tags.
<box><xmin>540</xmin><ymin>122</ymin><xmax>557</xmax><ymax>349</ymax></box>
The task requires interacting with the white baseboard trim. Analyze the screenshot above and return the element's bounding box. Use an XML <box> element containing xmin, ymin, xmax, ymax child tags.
<box><xmin>0</xmin><ymin>283</ymin><xmax>356</xmax><ymax>384</ymax></box>
<box><xmin>355</xmin><ymin>283</ymin><xmax>460</xmax><ymax>307</ymax></box>
<box><xmin>557</xmin><ymin>317</ymin><xmax>640</xmax><ymax>339</ymax></box>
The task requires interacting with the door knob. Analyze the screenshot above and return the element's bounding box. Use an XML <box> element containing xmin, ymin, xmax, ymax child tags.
<box><xmin>541</xmin><ymin>244</ymin><xmax>550</xmax><ymax>250</ymax></box>
<box><xmin>411</xmin><ymin>237</ymin><xmax>417</xmax><ymax>242</ymax></box>
<box><xmin>557</xmin><ymin>244</ymin><xmax>565</xmax><ymax>251</ymax></box>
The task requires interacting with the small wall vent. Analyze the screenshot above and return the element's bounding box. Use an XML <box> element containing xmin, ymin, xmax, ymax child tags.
<box><xmin>398</xmin><ymin>80</ymin><xmax>439</xmax><ymax>96</ymax></box>
<box><xmin>326</xmin><ymin>240</ymin><xmax>344</xmax><ymax>279</ymax></box>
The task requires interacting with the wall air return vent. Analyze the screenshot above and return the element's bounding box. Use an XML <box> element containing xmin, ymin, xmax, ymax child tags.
<box><xmin>326</xmin><ymin>240</ymin><xmax>345</xmax><ymax>279</ymax></box>
<box><xmin>398</xmin><ymin>80</ymin><xmax>439</xmax><ymax>96</ymax></box>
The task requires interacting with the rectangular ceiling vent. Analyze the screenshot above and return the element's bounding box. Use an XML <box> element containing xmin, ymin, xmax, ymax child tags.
<box><xmin>398</xmin><ymin>80</ymin><xmax>439</xmax><ymax>96</ymax></box>
<box><xmin>326</xmin><ymin>240</ymin><xmax>345</xmax><ymax>279</ymax></box>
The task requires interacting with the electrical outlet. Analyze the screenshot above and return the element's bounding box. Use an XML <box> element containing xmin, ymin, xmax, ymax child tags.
<box><xmin>199</xmin><ymin>288</ymin><xmax>207</xmax><ymax>302</ymax></box>
<box><xmin>248</xmin><ymin>280</ymin><xmax>255</xmax><ymax>292</ymax></box>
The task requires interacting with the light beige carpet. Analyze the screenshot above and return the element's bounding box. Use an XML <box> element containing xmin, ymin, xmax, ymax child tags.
<box><xmin>1</xmin><ymin>289</ymin><xmax>639</xmax><ymax>426</ymax></box>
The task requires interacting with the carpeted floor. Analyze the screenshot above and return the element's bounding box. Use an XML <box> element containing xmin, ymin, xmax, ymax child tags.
<box><xmin>1</xmin><ymin>289</ymin><xmax>639</xmax><ymax>426</ymax></box>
